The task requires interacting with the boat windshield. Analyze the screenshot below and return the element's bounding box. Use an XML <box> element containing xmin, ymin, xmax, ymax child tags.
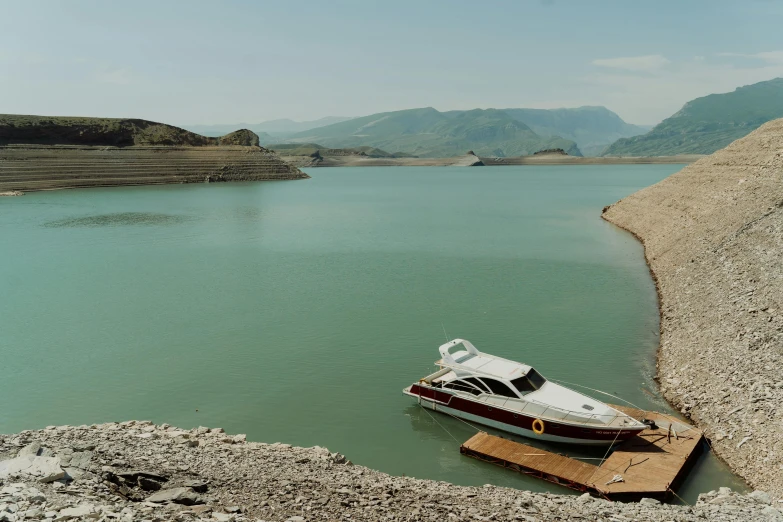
<box><xmin>510</xmin><ymin>369</ymin><xmax>547</xmax><ymax>395</ymax></box>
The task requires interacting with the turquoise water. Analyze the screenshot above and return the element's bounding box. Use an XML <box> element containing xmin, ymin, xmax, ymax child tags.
<box><xmin>0</xmin><ymin>165</ymin><xmax>745</xmax><ymax>501</ymax></box>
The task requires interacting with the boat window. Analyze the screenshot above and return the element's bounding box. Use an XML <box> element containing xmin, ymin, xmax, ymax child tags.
<box><xmin>510</xmin><ymin>368</ymin><xmax>547</xmax><ymax>395</ymax></box>
<box><xmin>477</xmin><ymin>378</ymin><xmax>518</xmax><ymax>399</ymax></box>
<box><xmin>443</xmin><ymin>379</ymin><xmax>482</xmax><ymax>396</ymax></box>
<box><xmin>527</xmin><ymin>368</ymin><xmax>547</xmax><ymax>389</ymax></box>
<box><xmin>510</xmin><ymin>376</ymin><xmax>535</xmax><ymax>394</ymax></box>
<box><xmin>464</xmin><ymin>377</ymin><xmax>490</xmax><ymax>393</ymax></box>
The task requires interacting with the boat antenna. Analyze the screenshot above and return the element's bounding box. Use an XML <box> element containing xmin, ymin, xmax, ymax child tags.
<box><xmin>441</xmin><ymin>322</ymin><xmax>450</xmax><ymax>342</ymax></box>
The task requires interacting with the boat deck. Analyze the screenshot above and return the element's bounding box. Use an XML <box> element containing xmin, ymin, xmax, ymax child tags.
<box><xmin>421</xmin><ymin>373</ymin><xmax>641</xmax><ymax>429</ymax></box>
<box><xmin>459</xmin><ymin>405</ymin><xmax>703</xmax><ymax>500</ymax></box>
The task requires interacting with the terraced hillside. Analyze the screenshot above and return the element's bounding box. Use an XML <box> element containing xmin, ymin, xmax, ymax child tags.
<box><xmin>0</xmin><ymin>145</ymin><xmax>307</xmax><ymax>193</ymax></box>
<box><xmin>0</xmin><ymin>115</ymin><xmax>307</xmax><ymax>192</ymax></box>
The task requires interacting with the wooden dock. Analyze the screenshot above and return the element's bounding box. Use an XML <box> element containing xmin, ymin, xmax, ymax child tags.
<box><xmin>459</xmin><ymin>405</ymin><xmax>703</xmax><ymax>500</ymax></box>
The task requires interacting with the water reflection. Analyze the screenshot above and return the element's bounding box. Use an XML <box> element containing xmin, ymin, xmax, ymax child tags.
<box><xmin>44</xmin><ymin>212</ymin><xmax>189</xmax><ymax>228</ymax></box>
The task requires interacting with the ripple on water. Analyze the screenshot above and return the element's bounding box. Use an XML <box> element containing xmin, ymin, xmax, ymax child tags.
<box><xmin>43</xmin><ymin>212</ymin><xmax>189</xmax><ymax>228</ymax></box>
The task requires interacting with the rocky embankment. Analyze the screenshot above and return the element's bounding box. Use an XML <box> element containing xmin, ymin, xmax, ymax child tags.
<box><xmin>0</xmin><ymin>146</ymin><xmax>307</xmax><ymax>193</ymax></box>
<box><xmin>1</xmin><ymin>422</ymin><xmax>780</xmax><ymax>522</ymax></box>
<box><xmin>603</xmin><ymin>119</ymin><xmax>783</xmax><ymax>497</ymax></box>
<box><xmin>0</xmin><ymin>115</ymin><xmax>307</xmax><ymax>192</ymax></box>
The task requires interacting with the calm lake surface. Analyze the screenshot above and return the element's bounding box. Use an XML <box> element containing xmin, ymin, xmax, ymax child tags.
<box><xmin>0</xmin><ymin>165</ymin><xmax>745</xmax><ymax>501</ymax></box>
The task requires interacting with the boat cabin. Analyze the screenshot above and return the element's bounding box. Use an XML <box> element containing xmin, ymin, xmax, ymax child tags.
<box><xmin>432</xmin><ymin>339</ymin><xmax>547</xmax><ymax>399</ymax></box>
<box><xmin>422</xmin><ymin>339</ymin><xmax>620</xmax><ymax>425</ymax></box>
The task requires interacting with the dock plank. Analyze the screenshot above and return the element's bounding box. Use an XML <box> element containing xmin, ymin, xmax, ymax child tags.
<box><xmin>592</xmin><ymin>407</ymin><xmax>702</xmax><ymax>497</ymax></box>
<box><xmin>461</xmin><ymin>433</ymin><xmax>598</xmax><ymax>486</ymax></box>
<box><xmin>459</xmin><ymin>405</ymin><xmax>703</xmax><ymax>500</ymax></box>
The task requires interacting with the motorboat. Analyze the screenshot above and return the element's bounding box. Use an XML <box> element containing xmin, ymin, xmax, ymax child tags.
<box><xmin>403</xmin><ymin>339</ymin><xmax>647</xmax><ymax>445</ymax></box>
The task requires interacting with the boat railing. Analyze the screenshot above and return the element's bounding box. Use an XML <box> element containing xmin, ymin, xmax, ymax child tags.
<box><xmin>478</xmin><ymin>394</ymin><xmax>630</xmax><ymax>427</ymax></box>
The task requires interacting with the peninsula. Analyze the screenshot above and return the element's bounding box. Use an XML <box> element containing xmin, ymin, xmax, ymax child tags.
<box><xmin>0</xmin><ymin>115</ymin><xmax>307</xmax><ymax>193</ymax></box>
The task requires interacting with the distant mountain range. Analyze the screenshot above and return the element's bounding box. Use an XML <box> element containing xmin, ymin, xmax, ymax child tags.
<box><xmin>184</xmin><ymin>116</ymin><xmax>353</xmax><ymax>139</ymax></box>
<box><xmin>182</xmin><ymin>78</ymin><xmax>783</xmax><ymax>159</ymax></box>
<box><xmin>285</xmin><ymin>107</ymin><xmax>584</xmax><ymax>157</ymax></box>
<box><xmin>283</xmin><ymin>106</ymin><xmax>653</xmax><ymax>158</ymax></box>
<box><xmin>501</xmin><ymin>107</ymin><xmax>650</xmax><ymax>156</ymax></box>
<box><xmin>186</xmin><ymin>107</ymin><xmax>648</xmax><ymax>158</ymax></box>
<box><xmin>603</xmin><ymin>77</ymin><xmax>783</xmax><ymax>156</ymax></box>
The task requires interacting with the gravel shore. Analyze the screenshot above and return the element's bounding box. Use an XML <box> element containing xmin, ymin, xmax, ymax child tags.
<box><xmin>1</xmin><ymin>422</ymin><xmax>780</xmax><ymax>521</ymax></box>
<box><xmin>603</xmin><ymin>119</ymin><xmax>783</xmax><ymax>498</ymax></box>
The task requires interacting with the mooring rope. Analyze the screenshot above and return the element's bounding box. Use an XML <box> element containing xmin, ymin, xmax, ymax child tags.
<box><xmin>438</xmin><ymin>407</ymin><xmax>484</xmax><ymax>433</ymax></box>
<box><xmin>598</xmin><ymin>426</ymin><xmax>623</xmax><ymax>467</ymax></box>
<box><xmin>548</xmin><ymin>378</ymin><xmax>646</xmax><ymax>412</ymax></box>
<box><xmin>668</xmin><ymin>487</ymin><xmax>691</xmax><ymax>506</ymax></box>
<box><xmin>418</xmin><ymin>402</ymin><xmax>461</xmax><ymax>443</ymax></box>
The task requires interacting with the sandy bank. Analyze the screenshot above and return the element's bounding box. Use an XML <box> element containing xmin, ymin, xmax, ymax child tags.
<box><xmin>1</xmin><ymin>422</ymin><xmax>778</xmax><ymax>521</ymax></box>
<box><xmin>280</xmin><ymin>153</ymin><xmax>702</xmax><ymax>168</ymax></box>
<box><xmin>482</xmin><ymin>154</ymin><xmax>704</xmax><ymax>165</ymax></box>
<box><xmin>603</xmin><ymin>119</ymin><xmax>783</xmax><ymax>497</ymax></box>
<box><xmin>0</xmin><ymin>144</ymin><xmax>307</xmax><ymax>193</ymax></box>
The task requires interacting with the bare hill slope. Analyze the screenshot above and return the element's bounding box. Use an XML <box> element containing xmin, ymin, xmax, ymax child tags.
<box><xmin>0</xmin><ymin>115</ymin><xmax>306</xmax><ymax>192</ymax></box>
<box><xmin>603</xmin><ymin>119</ymin><xmax>783</xmax><ymax>496</ymax></box>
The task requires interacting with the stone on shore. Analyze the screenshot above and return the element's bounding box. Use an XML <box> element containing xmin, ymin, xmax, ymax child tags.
<box><xmin>0</xmin><ymin>455</ymin><xmax>65</xmax><ymax>483</ymax></box>
<box><xmin>146</xmin><ymin>486</ymin><xmax>202</xmax><ymax>505</ymax></box>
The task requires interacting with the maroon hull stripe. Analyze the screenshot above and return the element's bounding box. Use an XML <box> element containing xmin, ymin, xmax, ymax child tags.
<box><xmin>410</xmin><ymin>384</ymin><xmax>639</xmax><ymax>442</ymax></box>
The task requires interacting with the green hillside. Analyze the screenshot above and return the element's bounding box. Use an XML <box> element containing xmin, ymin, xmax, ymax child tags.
<box><xmin>501</xmin><ymin>106</ymin><xmax>649</xmax><ymax>156</ymax></box>
<box><xmin>603</xmin><ymin>78</ymin><xmax>783</xmax><ymax>156</ymax></box>
<box><xmin>286</xmin><ymin>107</ymin><xmax>582</xmax><ymax>158</ymax></box>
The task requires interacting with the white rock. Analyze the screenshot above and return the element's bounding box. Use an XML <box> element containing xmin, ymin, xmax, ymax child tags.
<box><xmin>16</xmin><ymin>444</ymin><xmax>41</xmax><ymax>457</ymax></box>
<box><xmin>54</xmin><ymin>504</ymin><xmax>97</xmax><ymax>521</ymax></box>
<box><xmin>750</xmin><ymin>490</ymin><xmax>773</xmax><ymax>504</ymax></box>
<box><xmin>0</xmin><ymin>456</ymin><xmax>65</xmax><ymax>483</ymax></box>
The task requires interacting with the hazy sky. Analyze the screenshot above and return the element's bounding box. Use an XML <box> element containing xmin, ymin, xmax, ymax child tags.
<box><xmin>2</xmin><ymin>0</ymin><xmax>782</xmax><ymax>126</ymax></box>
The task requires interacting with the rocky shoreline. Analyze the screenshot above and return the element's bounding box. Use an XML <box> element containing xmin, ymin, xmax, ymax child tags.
<box><xmin>603</xmin><ymin>119</ymin><xmax>783</xmax><ymax>498</ymax></box>
<box><xmin>1</xmin><ymin>422</ymin><xmax>780</xmax><ymax>521</ymax></box>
